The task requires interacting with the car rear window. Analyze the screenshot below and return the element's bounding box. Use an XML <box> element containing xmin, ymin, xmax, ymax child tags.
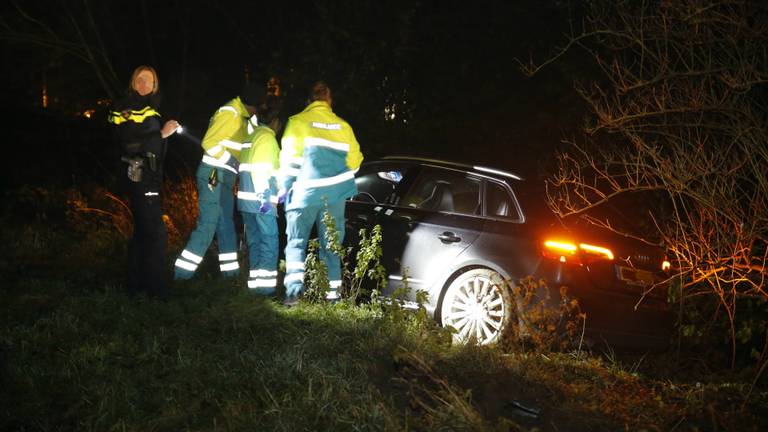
<box><xmin>485</xmin><ymin>181</ymin><xmax>521</xmax><ymax>221</ymax></box>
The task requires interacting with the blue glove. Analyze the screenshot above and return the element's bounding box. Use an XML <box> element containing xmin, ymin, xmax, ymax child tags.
<box><xmin>277</xmin><ymin>188</ymin><xmax>288</xmax><ymax>204</ymax></box>
<box><xmin>258</xmin><ymin>201</ymin><xmax>271</xmax><ymax>214</ymax></box>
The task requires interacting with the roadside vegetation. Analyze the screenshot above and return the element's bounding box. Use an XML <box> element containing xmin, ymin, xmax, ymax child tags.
<box><xmin>522</xmin><ymin>0</ymin><xmax>768</xmax><ymax>375</ymax></box>
<box><xmin>2</xmin><ymin>185</ymin><xmax>766</xmax><ymax>431</ymax></box>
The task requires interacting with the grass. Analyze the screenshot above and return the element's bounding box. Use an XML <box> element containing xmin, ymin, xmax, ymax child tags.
<box><xmin>2</xmin><ymin>191</ymin><xmax>767</xmax><ymax>431</ymax></box>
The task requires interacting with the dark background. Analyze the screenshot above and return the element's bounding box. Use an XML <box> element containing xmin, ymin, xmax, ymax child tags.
<box><xmin>0</xmin><ymin>0</ymin><xmax>587</xmax><ymax>190</ymax></box>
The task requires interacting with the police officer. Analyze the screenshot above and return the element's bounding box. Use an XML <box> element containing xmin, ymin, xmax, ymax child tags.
<box><xmin>174</xmin><ymin>82</ymin><xmax>263</xmax><ymax>280</ymax></box>
<box><xmin>279</xmin><ymin>81</ymin><xmax>364</xmax><ymax>304</ymax></box>
<box><xmin>237</xmin><ymin>93</ymin><xmax>282</xmax><ymax>295</ymax></box>
<box><xmin>109</xmin><ymin>65</ymin><xmax>180</xmax><ymax>299</ymax></box>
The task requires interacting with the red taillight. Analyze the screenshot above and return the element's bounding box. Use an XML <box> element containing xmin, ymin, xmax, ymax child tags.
<box><xmin>543</xmin><ymin>239</ymin><xmax>614</xmax><ymax>265</ymax></box>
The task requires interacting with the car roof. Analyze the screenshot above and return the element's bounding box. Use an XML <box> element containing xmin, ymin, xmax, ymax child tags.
<box><xmin>380</xmin><ymin>155</ymin><xmax>524</xmax><ymax>181</ymax></box>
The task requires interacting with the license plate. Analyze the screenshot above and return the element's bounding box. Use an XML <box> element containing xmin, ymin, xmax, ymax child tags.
<box><xmin>618</xmin><ymin>266</ymin><xmax>655</xmax><ymax>287</ymax></box>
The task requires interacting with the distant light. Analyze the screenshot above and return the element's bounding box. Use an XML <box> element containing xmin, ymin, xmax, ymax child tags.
<box><xmin>662</xmin><ymin>260</ymin><xmax>671</xmax><ymax>271</ymax></box>
<box><xmin>82</xmin><ymin>109</ymin><xmax>95</xmax><ymax>119</ymax></box>
<box><xmin>176</xmin><ymin>125</ymin><xmax>184</xmax><ymax>134</ymax></box>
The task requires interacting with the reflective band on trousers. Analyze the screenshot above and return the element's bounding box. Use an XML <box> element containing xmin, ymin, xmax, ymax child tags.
<box><xmin>145</xmin><ymin>191</ymin><xmax>159</xmax><ymax>196</ymax></box>
<box><xmin>175</xmin><ymin>258</ymin><xmax>197</xmax><ymax>271</ymax></box>
<box><xmin>294</xmin><ymin>170</ymin><xmax>355</xmax><ymax>188</ymax></box>
<box><xmin>329</xmin><ymin>279</ymin><xmax>342</xmax><ymax>289</ymax></box>
<box><xmin>250</xmin><ymin>269</ymin><xmax>278</xmax><ymax>277</ymax></box>
<box><xmin>182</xmin><ymin>250</ymin><xmax>203</xmax><ymax>264</ymax></box>
<box><xmin>283</xmin><ymin>272</ymin><xmax>304</xmax><ymax>283</ymax></box>
<box><xmin>220</xmin><ymin>261</ymin><xmax>239</xmax><ymax>271</ymax></box>
<box><xmin>304</xmin><ymin>136</ymin><xmax>350</xmax><ymax>152</ymax></box>
<box><xmin>248</xmin><ymin>278</ymin><xmax>277</xmax><ymax>288</ymax></box>
<box><xmin>326</xmin><ymin>290</ymin><xmax>340</xmax><ymax>300</ymax></box>
<box><xmin>219</xmin><ymin>252</ymin><xmax>237</xmax><ymax>261</ymax></box>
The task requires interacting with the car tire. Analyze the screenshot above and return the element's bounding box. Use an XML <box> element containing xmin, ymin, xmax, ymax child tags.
<box><xmin>438</xmin><ymin>268</ymin><xmax>512</xmax><ymax>345</ymax></box>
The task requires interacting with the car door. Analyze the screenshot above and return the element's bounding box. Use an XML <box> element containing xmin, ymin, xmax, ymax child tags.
<box><xmin>345</xmin><ymin>160</ymin><xmax>414</xmax><ymax>256</ymax></box>
<box><xmin>377</xmin><ymin>165</ymin><xmax>484</xmax><ymax>299</ymax></box>
<box><xmin>474</xmin><ymin>179</ymin><xmax>550</xmax><ymax>283</ymax></box>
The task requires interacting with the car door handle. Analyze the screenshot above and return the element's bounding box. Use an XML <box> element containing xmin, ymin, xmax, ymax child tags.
<box><xmin>438</xmin><ymin>232</ymin><xmax>461</xmax><ymax>243</ymax></box>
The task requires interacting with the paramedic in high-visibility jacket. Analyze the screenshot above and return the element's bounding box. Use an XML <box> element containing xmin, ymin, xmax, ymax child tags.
<box><xmin>174</xmin><ymin>83</ymin><xmax>263</xmax><ymax>280</ymax></box>
<box><xmin>237</xmin><ymin>94</ymin><xmax>282</xmax><ymax>295</ymax></box>
<box><xmin>279</xmin><ymin>81</ymin><xmax>364</xmax><ymax>303</ymax></box>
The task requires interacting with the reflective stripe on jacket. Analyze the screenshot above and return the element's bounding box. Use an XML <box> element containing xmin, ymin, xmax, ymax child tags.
<box><xmin>238</xmin><ymin>126</ymin><xmax>279</xmax><ymax>215</ymax></box>
<box><xmin>108</xmin><ymin>106</ymin><xmax>161</xmax><ymax>125</ymax></box>
<box><xmin>279</xmin><ymin>101</ymin><xmax>363</xmax><ymax>210</ymax></box>
<box><xmin>201</xmin><ymin>97</ymin><xmax>255</xmax><ymax>173</ymax></box>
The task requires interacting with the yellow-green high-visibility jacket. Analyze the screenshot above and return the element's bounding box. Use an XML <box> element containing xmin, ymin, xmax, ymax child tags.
<box><xmin>279</xmin><ymin>101</ymin><xmax>364</xmax><ymax>210</ymax></box>
<box><xmin>201</xmin><ymin>96</ymin><xmax>256</xmax><ymax>173</ymax></box>
<box><xmin>237</xmin><ymin>125</ymin><xmax>279</xmax><ymax>215</ymax></box>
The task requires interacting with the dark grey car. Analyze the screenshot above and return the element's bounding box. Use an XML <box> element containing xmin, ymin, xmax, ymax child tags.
<box><xmin>345</xmin><ymin>156</ymin><xmax>672</xmax><ymax>349</ymax></box>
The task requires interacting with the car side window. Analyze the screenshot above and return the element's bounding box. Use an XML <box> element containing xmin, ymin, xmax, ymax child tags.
<box><xmin>485</xmin><ymin>181</ymin><xmax>521</xmax><ymax>221</ymax></box>
<box><xmin>352</xmin><ymin>162</ymin><xmax>410</xmax><ymax>204</ymax></box>
<box><xmin>398</xmin><ymin>167</ymin><xmax>481</xmax><ymax>215</ymax></box>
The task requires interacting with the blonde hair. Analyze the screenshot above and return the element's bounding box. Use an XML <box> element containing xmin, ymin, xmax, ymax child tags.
<box><xmin>129</xmin><ymin>65</ymin><xmax>159</xmax><ymax>94</ymax></box>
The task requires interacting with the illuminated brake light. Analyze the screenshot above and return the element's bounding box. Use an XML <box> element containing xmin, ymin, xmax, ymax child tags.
<box><xmin>543</xmin><ymin>239</ymin><xmax>614</xmax><ymax>264</ymax></box>
<box><xmin>543</xmin><ymin>240</ymin><xmax>578</xmax><ymax>263</ymax></box>
<box><xmin>579</xmin><ymin>243</ymin><xmax>614</xmax><ymax>260</ymax></box>
<box><xmin>544</xmin><ymin>240</ymin><xmax>578</xmax><ymax>254</ymax></box>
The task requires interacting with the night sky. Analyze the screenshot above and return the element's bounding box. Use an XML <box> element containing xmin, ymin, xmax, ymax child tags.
<box><xmin>1</xmin><ymin>0</ymin><xmax>583</xmax><ymax>188</ymax></box>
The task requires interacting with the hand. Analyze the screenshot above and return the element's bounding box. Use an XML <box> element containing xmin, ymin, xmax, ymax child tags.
<box><xmin>258</xmin><ymin>201</ymin><xmax>271</xmax><ymax>214</ymax></box>
<box><xmin>161</xmin><ymin>120</ymin><xmax>180</xmax><ymax>138</ymax></box>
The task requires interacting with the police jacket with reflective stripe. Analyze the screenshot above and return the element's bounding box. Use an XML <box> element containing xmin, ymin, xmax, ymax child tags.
<box><xmin>108</xmin><ymin>92</ymin><xmax>166</xmax><ymax>186</ymax></box>
<box><xmin>201</xmin><ymin>97</ymin><xmax>254</xmax><ymax>171</ymax></box>
<box><xmin>238</xmin><ymin>126</ymin><xmax>279</xmax><ymax>215</ymax></box>
<box><xmin>279</xmin><ymin>101</ymin><xmax>364</xmax><ymax>210</ymax></box>
<box><xmin>108</xmin><ymin>92</ymin><xmax>165</xmax><ymax>159</ymax></box>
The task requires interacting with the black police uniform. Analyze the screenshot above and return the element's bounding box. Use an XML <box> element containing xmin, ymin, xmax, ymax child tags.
<box><xmin>109</xmin><ymin>91</ymin><xmax>169</xmax><ymax>299</ymax></box>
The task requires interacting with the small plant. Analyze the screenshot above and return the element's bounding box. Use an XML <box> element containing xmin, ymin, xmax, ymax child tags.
<box><xmin>500</xmin><ymin>276</ymin><xmax>585</xmax><ymax>353</ymax></box>
<box><xmin>347</xmin><ymin>224</ymin><xmax>387</xmax><ymax>303</ymax></box>
<box><xmin>303</xmin><ymin>202</ymin><xmax>387</xmax><ymax>304</ymax></box>
<box><xmin>303</xmin><ymin>238</ymin><xmax>329</xmax><ymax>303</ymax></box>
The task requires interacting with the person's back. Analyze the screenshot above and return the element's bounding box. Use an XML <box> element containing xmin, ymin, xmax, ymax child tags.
<box><xmin>280</xmin><ymin>83</ymin><xmax>363</xmax><ymax>210</ymax></box>
<box><xmin>279</xmin><ymin>81</ymin><xmax>364</xmax><ymax>304</ymax></box>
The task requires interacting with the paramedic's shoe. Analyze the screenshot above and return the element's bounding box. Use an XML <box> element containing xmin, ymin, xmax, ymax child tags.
<box><xmin>282</xmin><ymin>295</ymin><xmax>299</xmax><ymax>307</ymax></box>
